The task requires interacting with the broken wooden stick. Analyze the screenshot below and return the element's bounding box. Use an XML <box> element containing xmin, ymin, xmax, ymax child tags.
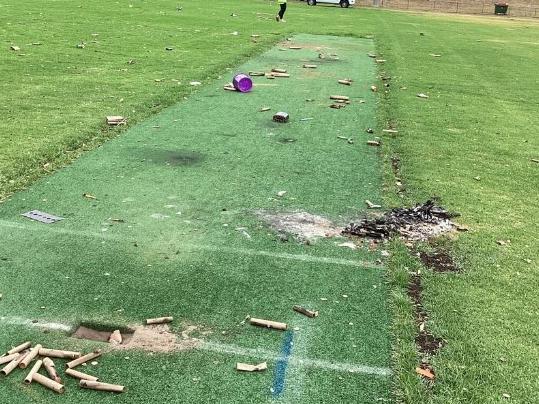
<box><xmin>43</xmin><ymin>357</ymin><xmax>62</xmax><ymax>383</ymax></box>
<box><xmin>289</xmin><ymin>46</ymin><xmax>301</xmax><ymax>50</ymax></box>
<box><xmin>39</xmin><ymin>348</ymin><xmax>81</xmax><ymax>359</ymax></box>
<box><xmin>382</xmin><ymin>129</ymin><xmax>398</xmax><ymax>134</ymax></box>
<box><xmin>365</xmin><ymin>200</ymin><xmax>382</xmax><ymax>209</ymax></box>
<box><xmin>303</xmin><ymin>64</ymin><xmax>317</xmax><ymax>68</ymax></box>
<box><xmin>7</xmin><ymin>341</ymin><xmax>31</xmax><ymax>355</ymax></box>
<box><xmin>66</xmin><ymin>350</ymin><xmax>102</xmax><ymax>369</ymax></box>
<box><xmin>367</xmin><ymin>140</ymin><xmax>381</xmax><ymax>147</ymax></box>
<box><xmin>19</xmin><ymin>344</ymin><xmax>42</xmax><ymax>369</ymax></box>
<box><xmin>236</xmin><ymin>362</ymin><xmax>267</xmax><ymax>372</ymax></box>
<box><xmin>146</xmin><ymin>316</ymin><xmax>173</xmax><ymax>325</ymax></box>
<box><xmin>223</xmin><ymin>85</ymin><xmax>237</xmax><ymax>91</ymax></box>
<box><xmin>24</xmin><ymin>359</ymin><xmax>43</xmax><ymax>384</ymax></box>
<box><xmin>330</xmin><ymin>95</ymin><xmax>349</xmax><ymax>101</ymax></box>
<box><xmin>80</xmin><ymin>380</ymin><xmax>125</xmax><ymax>393</ymax></box>
<box><xmin>249</xmin><ymin>318</ymin><xmax>287</xmax><ymax>331</ymax></box>
<box><xmin>66</xmin><ymin>368</ymin><xmax>99</xmax><ymax>381</ymax></box>
<box><xmin>293</xmin><ymin>305</ymin><xmax>319</xmax><ymax>318</ymax></box>
<box><xmin>271</xmin><ymin>68</ymin><xmax>287</xmax><ymax>73</ymax></box>
<box><xmin>1</xmin><ymin>352</ymin><xmax>27</xmax><ymax>375</ymax></box>
<box><xmin>248</xmin><ymin>71</ymin><xmax>265</xmax><ymax>76</ymax></box>
<box><xmin>338</xmin><ymin>80</ymin><xmax>352</xmax><ymax>86</ymax></box>
<box><xmin>33</xmin><ymin>373</ymin><xmax>65</xmax><ymax>394</ymax></box>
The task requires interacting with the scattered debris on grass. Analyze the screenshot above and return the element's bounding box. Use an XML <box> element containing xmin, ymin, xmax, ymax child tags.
<box><xmin>293</xmin><ymin>305</ymin><xmax>318</xmax><ymax>318</ymax></box>
<box><xmin>289</xmin><ymin>46</ymin><xmax>302</xmax><ymax>50</ymax></box>
<box><xmin>417</xmin><ymin>93</ymin><xmax>429</xmax><ymax>99</ymax></box>
<box><xmin>371</xmin><ymin>85</ymin><xmax>378</xmax><ymax>92</ymax></box>
<box><xmin>249</xmin><ymin>71</ymin><xmax>265</xmax><ymax>77</ymax></box>
<box><xmin>10</xmin><ymin>45</ymin><xmax>20</xmax><ymax>51</ymax></box>
<box><xmin>259</xmin><ymin>107</ymin><xmax>271</xmax><ymax>112</ymax></box>
<box><xmin>271</xmin><ymin>68</ymin><xmax>287</xmax><ymax>74</ymax></box>
<box><xmin>338</xmin><ymin>79</ymin><xmax>352</xmax><ymax>85</ymax></box>
<box><xmin>190</xmin><ymin>81</ymin><xmax>202</xmax><ymax>86</ymax></box>
<box><xmin>257</xmin><ymin>210</ymin><xmax>342</xmax><ymax>242</ymax></box>
<box><xmin>330</xmin><ymin>104</ymin><xmax>345</xmax><ymax>109</ymax></box>
<box><xmin>343</xmin><ymin>200</ymin><xmax>458</xmax><ymax>241</ymax></box>
<box><xmin>367</xmin><ymin>140</ymin><xmax>381</xmax><ymax>147</ymax></box>
<box><xmin>303</xmin><ymin>64</ymin><xmax>317</xmax><ymax>68</ymax></box>
<box><xmin>367</xmin><ymin>53</ymin><xmax>376</xmax><ymax>58</ymax></box>
<box><xmin>277</xmin><ymin>191</ymin><xmax>287</xmax><ymax>197</ymax></box>
<box><xmin>375</xmin><ymin>59</ymin><xmax>386</xmax><ymax>63</ymax></box>
<box><xmin>429</xmin><ymin>53</ymin><xmax>442</xmax><ymax>57</ymax></box>
<box><xmin>236</xmin><ymin>362</ymin><xmax>267</xmax><ymax>372</ymax></box>
<box><xmin>382</xmin><ymin>129</ymin><xmax>398</xmax><ymax>134</ymax></box>
<box><xmin>366</xmin><ymin>128</ymin><xmax>374</xmax><ymax>134</ymax></box>
<box><xmin>250</xmin><ymin>318</ymin><xmax>287</xmax><ymax>331</ymax></box>
<box><xmin>337</xmin><ymin>135</ymin><xmax>354</xmax><ymax>144</ymax></box>
<box><xmin>1</xmin><ymin>342</ymin><xmax>122</xmax><ymax>395</ymax></box>
<box><xmin>496</xmin><ymin>239</ymin><xmax>510</xmax><ymax>246</ymax></box>
<box><xmin>80</xmin><ymin>380</ymin><xmax>125</xmax><ymax>393</ymax></box>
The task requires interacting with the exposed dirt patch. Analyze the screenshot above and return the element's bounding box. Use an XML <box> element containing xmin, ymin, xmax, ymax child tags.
<box><xmin>72</xmin><ymin>325</ymin><xmax>134</xmax><ymax>344</ymax></box>
<box><xmin>416</xmin><ymin>332</ymin><xmax>445</xmax><ymax>355</ymax></box>
<box><xmin>257</xmin><ymin>210</ymin><xmax>342</xmax><ymax>242</ymax></box>
<box><xmin>73</xmin><ymin>324</ymin><xmax>208</xmax><ymax>353</ymax></box>
<box><xmin>419</xmin><ymin>250</ymin><xmax>459</xmax><ymax>272</ymax></box>
<box><xmin>408</xmin><ymin>274</ymin><xmax>445</xmax><ymax>356</ymax></box>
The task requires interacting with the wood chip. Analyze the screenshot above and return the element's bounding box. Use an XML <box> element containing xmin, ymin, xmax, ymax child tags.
<box><xmin>382</xmin><ymin>129</ymin><xmax>398</xmax><ymax>134</ymax></box>
<box><xmin>259</xmin><ymin>107</ymin><xmax>271</xmax><ymax>112</ymax></box>
<box><xmin>303</xmin><ymin>64</ymin><xmax>317</xmax><ymax>68</ymax></box>
<box><xmin>271</xmin><ymin>68</ymin><xmax>287</xmax><ymax>73</ymax></box>
<box><xmin>10</xmin><ymin>46</ymin><xmax>20</xmax><ymax>51</ymax></box>
<box><xmin>367</xmin><ymin>140</ymin><xmax>381</xmax><ymax>147</ymax></box>
<box><xmin>371</xmin><ymin>85</ymin><xmax>377</xmax><ymax>92</ymax></box>
<box><xmin>248</xmin><ymin>71</ymin><xmax>265</xmax><ymax>76</ymax></box>
<box><xmin>417</xmin><ymin>93</ymin><xmax>429</xmax><ymax>98</ymax></box>
<box><xmin>338</xmin><ymin>79</ymin><xmax>352</xmax><ymax>85</ymax></box>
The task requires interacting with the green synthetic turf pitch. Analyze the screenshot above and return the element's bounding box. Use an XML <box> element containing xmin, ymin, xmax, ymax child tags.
<box><xmin>0</xmin><ymin>35</ymin><xmax>391</xmax><ymax>402</ymax></box>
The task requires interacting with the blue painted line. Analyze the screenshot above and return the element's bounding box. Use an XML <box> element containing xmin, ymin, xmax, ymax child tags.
<box><xmin>272</xmin><ymin>331</ymin><xmax>294</xmax><ymax>398</ymax></box>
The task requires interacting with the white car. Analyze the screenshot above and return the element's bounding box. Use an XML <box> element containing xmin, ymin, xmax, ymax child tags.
<box><xmin>306</xmin><ymin>0</ymin><xmax>355</xmax><ymax>7</ymax></box>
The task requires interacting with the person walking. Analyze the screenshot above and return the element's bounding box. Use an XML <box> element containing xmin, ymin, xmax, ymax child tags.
<box><xmin>276</xmin><ymin>0</ymin><xmax>287</xmax><ymax>22</ymax></box>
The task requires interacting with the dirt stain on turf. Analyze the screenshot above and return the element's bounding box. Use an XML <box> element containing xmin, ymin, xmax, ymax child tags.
<box><xmin>257</xmin><ymin>210</ymin><xmax>342</xmax><ymax>242</ymax></box>
<box><xmin>161</xmin><ymin>150</ymin><xmax>205</xmax><ymax>166</ymax></box>
<box><xmin>419</xmin><ymin>249</ymin><xmax>459</xmax><ymax>272</ymax></box>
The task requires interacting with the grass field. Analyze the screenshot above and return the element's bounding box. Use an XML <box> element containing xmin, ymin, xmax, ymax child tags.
<box><xmin>1</xmin><ymin>0</ymin><xmax>538</xmax><ymax>403</ymax></box>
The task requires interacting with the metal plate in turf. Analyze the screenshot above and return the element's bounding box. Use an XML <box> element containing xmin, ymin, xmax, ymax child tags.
<box><xmin>21</xmin><ymin>210</ymin><xmax>64</xmax><ymax>224</ymax></box>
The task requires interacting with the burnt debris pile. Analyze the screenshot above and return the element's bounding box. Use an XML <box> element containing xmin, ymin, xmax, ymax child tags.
<box><xmin>343</xmin><ymin>200</ymin><xmax>458</xmax><ymax>241</ymax></box>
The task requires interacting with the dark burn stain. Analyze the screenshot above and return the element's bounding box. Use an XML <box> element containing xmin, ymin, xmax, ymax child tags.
<box><xmin>149</xmin><ymin>150</ymin><xmax>205</xmax><ymax>166</ymax></box>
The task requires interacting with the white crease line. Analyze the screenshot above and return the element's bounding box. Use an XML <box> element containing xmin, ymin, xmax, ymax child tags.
<box><xmin>200</xmin><ymin>341</ymin><xmax>391</xmax><ymax>377</ymax></box>
<box><xmin>0</xmin><ymin>316</ymin><xmax>73</xmax><ymax>332</ymax></box>
<box><xmin>0</xmin><ymin>220</ymin><xmax>381</xmax><ymax>269</ymax></box>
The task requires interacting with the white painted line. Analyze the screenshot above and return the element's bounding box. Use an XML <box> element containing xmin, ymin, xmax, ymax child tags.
<box><xmin>0</xmin><ymin>220</ymin><xmax>381</xmax><ymax>269</ymax></box>
<box><xmin>200</xmin><ymin>341</ymin><xmax>391</xmax><ymax>377</ymax></box>
<box><xmin>0</xmin><ymin>316</ymin><xmax>73</xmax><ymax>332</ymax></box>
